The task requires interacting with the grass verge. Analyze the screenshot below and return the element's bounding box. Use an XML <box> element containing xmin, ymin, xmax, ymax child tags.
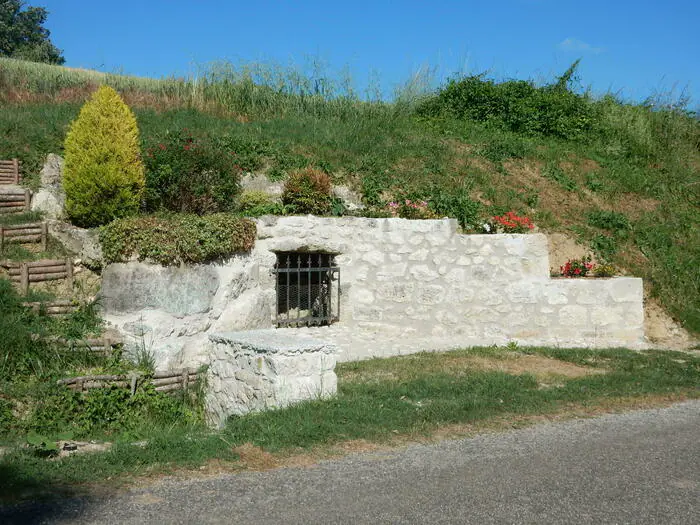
<box><xmin>1</xmin><ymin>346</ymin><xmax>698</xmax><ymax>502</ymax></box>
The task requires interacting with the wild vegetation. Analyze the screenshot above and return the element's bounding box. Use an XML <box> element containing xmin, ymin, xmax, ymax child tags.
<box><xmin>1</xmin><ymin>56</ymin><xmax>697</xmax><ymax>333</ymax></box>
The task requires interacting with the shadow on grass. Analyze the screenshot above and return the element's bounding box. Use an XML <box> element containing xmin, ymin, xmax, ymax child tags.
<box><xmin>0</xmin><ymin>460</ymin><xmax>94</xmax><ymax>525</ymax></box>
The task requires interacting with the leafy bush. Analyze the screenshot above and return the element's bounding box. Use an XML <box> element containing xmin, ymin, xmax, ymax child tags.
<box><xmin>282</xmin><ymin>168</ymin><xmax>332</xmax><ymax>215</ymax></box>
<box><xmin>100</xmin><ymin>213</ymin><xmax>256</xmax><ymax>265</ymax></box>
<box><xmin>144</xmin><ymin>129</ymin><xmax>242</xmax><ymax>214</ymax></box>
<box><xmin>237</xmin><ymin>190</ymin><xmax>284</xmax><ymax>216</ymax></box>
<box><xmin>418</xmin><ymin>66</ymin><xmax>596</xmax><ymax>140</ymax></box>
<box><xmin>213</xmin><ymin>135</ymin><xmax>275</xmax><ymax>172</ymax></box>
<box><xmin>63</xmin><ymin>86</ymin><xmax>145</xmax><ymax>227</ymax></box>
<box><xmin>0</xmin><ymin>397</ymin><xmax>15</xmax><ymax>435</ymax></box>
<box><xmin>590</xmin><ymin>233</ymin><xmax>618</xmax><ymax>260</ymax></box>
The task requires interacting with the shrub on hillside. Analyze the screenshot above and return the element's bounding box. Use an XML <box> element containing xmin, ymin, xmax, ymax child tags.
<box><xmin>100</xmin><ymin>213</ymin><xmax>256</xmax><ymax>265</ymax></box>
<box><xmin>418</xmin><ymin>71</ymin><xmax>595</xmax><ymax>140</ymax></box>
<box><xmin>237</xmin><ymin>190</ymin><xmax>284</xmax><ymax>216</ymax></box>
<box><xmin>282</xmin><ymin>168</ymin><xmax>332</xmax><ymax>215</ymax></box>
<box><xmin>144</xmin><ymin>129</ymin><xmax>242</xmax><ymax>214</ymax></box>
<box><xmin>63</xmin><ymin>85</ymin><xmax>145</xmax><ymax>227</ymax></box>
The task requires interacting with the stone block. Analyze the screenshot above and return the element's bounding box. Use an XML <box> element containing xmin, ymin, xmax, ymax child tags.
<box><xmin>205</xmin><ymin>330</ymin><xmax>338</xmax><ymax>428</ymax></box>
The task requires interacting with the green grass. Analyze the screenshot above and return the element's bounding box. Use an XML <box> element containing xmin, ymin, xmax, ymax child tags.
<box><xmin>1</xmin><ymin>346</ymin><xmax>698</xmax><ymax>501</ymax></box>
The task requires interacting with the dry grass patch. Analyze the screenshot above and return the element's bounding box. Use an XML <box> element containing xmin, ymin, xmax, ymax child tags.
<box><xmin>340</xmin><ymin>351</ymin><xmax>607</xmax><ymax>385</ymax></box>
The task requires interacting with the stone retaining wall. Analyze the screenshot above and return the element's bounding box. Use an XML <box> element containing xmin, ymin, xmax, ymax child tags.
<box><xmin>100</xmin><ymin>216</ymin><xmax>646</xmax><ymax>369</ymax></box>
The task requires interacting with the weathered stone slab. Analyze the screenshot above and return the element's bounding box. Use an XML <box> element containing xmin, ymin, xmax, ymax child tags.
<box><xmin>100</xmin><ymin>262</ymin><xmax>219</xmax><ymax>315</ymax></box>
<box><xmin>205</xmin><ymin>330</ymin><xmax>338</xmax><ymax>428</ymax></box>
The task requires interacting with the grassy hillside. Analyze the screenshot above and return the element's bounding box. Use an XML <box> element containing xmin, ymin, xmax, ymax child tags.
<box><xmin>1</xmin><ymin>57</ymin><xmax>698</xmax><ymax>335</ymax></box>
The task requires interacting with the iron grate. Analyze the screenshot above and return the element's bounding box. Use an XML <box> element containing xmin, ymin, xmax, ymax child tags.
<box><xmin>273</xmin><ymin>252</ymin><xmax>340</xmax><ymax>327</ymax></box>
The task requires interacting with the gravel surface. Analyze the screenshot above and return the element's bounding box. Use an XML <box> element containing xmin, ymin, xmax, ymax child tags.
<box><xmin>3</xmin><ymin>401</ymin><xmax>699</xmax><ymax>524</ymax></box>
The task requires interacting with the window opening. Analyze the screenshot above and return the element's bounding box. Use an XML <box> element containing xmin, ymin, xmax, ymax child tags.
<box><xmin>274</xmin><ymin>252</ymin><xmax>340</xmax><ymax>327</ymax></box>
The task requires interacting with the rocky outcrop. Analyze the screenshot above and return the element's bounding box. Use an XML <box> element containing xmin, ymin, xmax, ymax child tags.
<box><xmin>31</xmin><ymin>153</ymin><xmax>66</xmax><ymax>219</ymax></box>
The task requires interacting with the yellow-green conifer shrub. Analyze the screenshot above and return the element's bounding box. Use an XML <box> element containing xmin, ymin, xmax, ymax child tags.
<box><xmin>63</xmin><ymin>85</ymin><xmax>145</xmax><ymax>227</ymax></box>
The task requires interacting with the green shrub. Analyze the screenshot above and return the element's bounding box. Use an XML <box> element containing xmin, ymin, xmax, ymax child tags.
<box><xmin>144</xmin><ymin>129</ymin><xmax>241</xmax><ymax>214</ymax></box>
<box><xmin>63</xmin><ymin>86</ymin><xmax>145</xmax><ymax>227</ymax></box>
<box><xmin>418</xmin><ymin>67</ymin><xmax>596</xmax><ymax>140</ymax></box>
<box><xmin>237</xmin><ymin>190</ymin><xmax>284</xmax><ymax>216</ymax></box>
<box><xmin>100</xmin><ymin>213</ymin><xmax>256</xmax><ymax>265</ymax></box>
<box><xmin>282</xmin><ymin>168</ymin><xmax>332</xmax><ymax>215</ymax></box>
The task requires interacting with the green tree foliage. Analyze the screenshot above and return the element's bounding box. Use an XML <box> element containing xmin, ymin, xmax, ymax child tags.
<box><xmin>63</xmin><ymin>85</ymin><xmax>145</xmax><ymax>227</ymax></box>
<box><xmin>0</xmin><ymin>0</ymin><xmax>64</xmax><ymax>64</ymax></box>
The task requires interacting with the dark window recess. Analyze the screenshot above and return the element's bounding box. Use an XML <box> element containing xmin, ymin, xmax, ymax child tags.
<box><xmin>274</xmin><ymin>252</ymin><xmax>340</xmax><ymax>327</ymax></box>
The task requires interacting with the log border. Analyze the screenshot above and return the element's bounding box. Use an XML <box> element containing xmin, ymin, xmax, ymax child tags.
<box><xmin>58</xmin><ymin>368</ymin><xmax>202</xmax><ymax>394</ymax></box>
<box><xmin>0</xmin><ymin>222</ymin><xmax>47</xmax><ymax>252</ymax></box>
<box><xmin>0</xmin><ymin>159</ymin><xmax>21</xmax><ymax>185</ymax></box>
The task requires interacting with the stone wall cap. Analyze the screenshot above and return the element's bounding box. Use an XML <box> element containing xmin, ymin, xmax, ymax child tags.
<box><xmin>209</xmin><ymin>329</ymin><xmax>337</xmax><ymax>354</ymax></box>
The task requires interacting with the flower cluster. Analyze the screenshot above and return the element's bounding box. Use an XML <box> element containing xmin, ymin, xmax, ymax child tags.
<box><xmin>386</xmin><ymin>199</ymin><xmax>437</xmax><ymax>220</ymax></box>
<box><xmin>482</xmin><ymin>211</ymin><xmax>534</xmax><ymax>233</ymax></box>
<box><xmin>560</xmin><ymin>255</ymin><xmax>594</xmax><ymax>277</ymax></box>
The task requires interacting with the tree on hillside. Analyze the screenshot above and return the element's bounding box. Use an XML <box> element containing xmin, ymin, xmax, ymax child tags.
<box><xmin>0</xmin><ymin>0</ymin><xmax>64</xmax><ymax>64</ymax></box>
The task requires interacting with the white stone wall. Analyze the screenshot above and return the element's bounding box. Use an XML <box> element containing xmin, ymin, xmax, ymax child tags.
<box><xmin>205</xmin><ymin>330</ymin><xmax>338</xmax><ymax>428</ymax></box>
<box><xmin>100</xmin><ymin>216</ymin><xmax>646</xmax><ymax>369</ymax></box>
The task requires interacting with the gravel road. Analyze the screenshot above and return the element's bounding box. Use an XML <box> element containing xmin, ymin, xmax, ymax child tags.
<box><xmin>3</xmin><ymin>400</ymin><xmax>699</xmax><ymax>524</ymax></box>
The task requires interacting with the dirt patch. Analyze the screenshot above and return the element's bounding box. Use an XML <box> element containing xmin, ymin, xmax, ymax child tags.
<box><xmin>644</xmin><ymin>297</ymin><xmax>698</xmax><ymax>350</ymax></box>
<box><xmin>444</xmin><ymin>353</ymin><xmax>605</xmax><ymax>380</ymax></box>
<box><xmin>546</xmin><ymin>232</ymin><xmax>594</xmax><ymax>274</ymax></box>
<box><xmin>230</xmin><ymin>443</ymin><xmax>280</xmax><ymax>471</ymax></box>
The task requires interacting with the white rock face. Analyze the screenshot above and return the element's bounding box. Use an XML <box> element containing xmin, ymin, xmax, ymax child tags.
<box><xmin>205</xmin><ymin>330</ymin><xmax>338</xmax><ymax>428</ymax></box>
<box><xmin>100</xmin><ymin>216</ymin><xmax>647</xmax><ymax>371</ymax></box>
<box><xmin>47</xmin><ymin>220</ymin><xmax>103</xmax><ymax>269</ymax></box>
<box><xmin>31</xmin><ymin>153</ymin><xmax>66</xmax><ymax>220</ymax></box>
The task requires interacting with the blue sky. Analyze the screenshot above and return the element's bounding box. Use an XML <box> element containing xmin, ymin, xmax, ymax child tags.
<box><xmin>40</xmin><ymin>0</ymin><xmax>699</xmax><ymax>106</ymax></box>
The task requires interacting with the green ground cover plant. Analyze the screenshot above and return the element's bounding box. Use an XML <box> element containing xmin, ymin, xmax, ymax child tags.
<box><xmin>99</xmin><ymin>213</ymin><xmax>256</xmax><ymax>265</ymax></box>
<box><xmin>1</xmin><ymin>345</ymin><xmax>698</xmax><ymax>500</ymax></box>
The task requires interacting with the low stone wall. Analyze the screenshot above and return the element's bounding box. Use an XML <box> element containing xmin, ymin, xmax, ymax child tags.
<box><xmin>205</xmin><ymin>330</ymin><xmax>338</xmax><ymax>428</ymax></box>
<box><xmin>100</xmin><ymin>216</ymin><xmax>647</xmax><ymax>370</ymax></box>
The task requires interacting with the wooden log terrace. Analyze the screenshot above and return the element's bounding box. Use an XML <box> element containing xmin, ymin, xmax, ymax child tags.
<box><xmin>0</xmin><ymin>159</ymin><xmax>21</xmax><ymax>185</ymax></box>
<box><xmin>57</xmin><ymin>368</ymin><xmax>201</xmax><ymax>394</ymax></box>
<box><xmin>22</xmin><ymin>299</ymin><xmax>80</xmax><ymax>317</ymax></box>
<box><xmin>0</xmin><ymin>189</ymin><xmax>31</xmax><ymax>215</ymax></box>
<box><xmin>0</xmin><ymin>257</ymin><xmax>74</xmax><ymax>294</ymax></box>
<box><xmin>0</xmin><ymin>222</ymin><xmax>48</xmax><ymax>252</ymax></box>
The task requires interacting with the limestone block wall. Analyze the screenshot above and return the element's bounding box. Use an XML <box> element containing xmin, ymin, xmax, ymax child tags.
<box><xmin>205</xmin><ymin>330</ymin><xmax>338</xmax><ymax>428</ymax></box>
<box><xmin>100</xmin><ymin>216</ymin><xmax>646</xmax><ymax>369</ymax></box>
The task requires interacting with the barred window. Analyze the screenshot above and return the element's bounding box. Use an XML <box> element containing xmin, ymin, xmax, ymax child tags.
<box><xmin>274</xmin><ymin>252</ymin><xmax>340</xmax><ymax>327</ymax></box>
